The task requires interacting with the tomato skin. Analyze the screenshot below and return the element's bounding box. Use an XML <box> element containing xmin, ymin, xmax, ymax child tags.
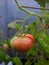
<box><xmin>10</xmin><ymin>34</ymin><xmax>34</xmax><ymax>52</ymax></box>
<box><xmin>25</xmin><ymin>34</ymin><xmax>34</xmax><ymax>43</ymax></box>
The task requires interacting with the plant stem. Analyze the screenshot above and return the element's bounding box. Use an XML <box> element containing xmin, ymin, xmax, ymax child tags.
<box><xmin>16</xmin><ymin>15</ymin><xmax>30</xmax><ymax>36</ymax></box>
<box><xmin>21</xmin><ymin>6</ymin><xmax>49</xmax><ymax>10</ymax></box>
<box><xmin>15</xmin><ymin>0</ymin><xmax>43</xmax><ymax>22</ymax></box>
<box><xmin>15</xmin><ymin>0</ymin><xmax>47</xmax><ymax>35</ymax></box>
<box><xmin>15</xmin><ymin>0</ymin><xmax>47</xmax><ymax>36</ymax></box>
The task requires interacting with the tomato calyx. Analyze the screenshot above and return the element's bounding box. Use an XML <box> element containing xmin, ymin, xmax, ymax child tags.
<box><xmin>17</xmin><ymin>33</ymin><xmax>34</xmax><ymax>41</ymax></box>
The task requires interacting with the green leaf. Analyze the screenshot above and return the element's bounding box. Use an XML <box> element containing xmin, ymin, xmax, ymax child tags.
<box><xmin>35</xmin><ymin>0</ymin><xmax>49</xmax><ymax>7</ymax></box>
<box><xmin>0</xmin><ymin>47</ymin><xmax>6</xmax><ymax>63</ymax></box>
<box><xmin>25</xmin><ymin>21</ymin><xmax>37</xmax><ymax>35</ymax></box>
<box><xmin>39</xmin><ymin>55</ymin><xmax>49</xmax><ymax>65</ymax></box>
<box><xmin>35</xmin><ymin>0</ymin><xmax>46</xmax><ymax>7</ymax></box>
<box><xmin>42</xmin><ymin>12</ymin><xmax>49</xmax><ymax>24</ymax></box>
<box><xmin>15</xmin><ymin>24</ymin><xmax>21</xmax><ymax>30</ymax></box>
<box><xmin>39</xmin><ymin>38</ymin><xmax>49</xmax><ymax>54</ymax></box>
<box><xmin>34</xmin><ymin>55</ymin><xmax>49</xmax><ymax>65</ymax></box>
<box><xmin>12</xmin><ymin>57</ymin><xmax>22</xmax><ymax>65</ymax></box>
<box><xmin>34</xmin><ymin>62</ymin><xmax>41</xmax><ymax>65</ymax></box>
<box><xmin>39</xmin><ymin>30</ymin><xmax>49</xmax><ymax>45</ymax></box>
<box><xmin>27</xmin><ymin>45</ymin><xmax>37</xmax><ymax>56</ymax></box>
<box><xmin>7</xmin><ymin>20</ymin><xmax>22</xmax><ymax>29</ymax></box>
<box><xmin>38</xmin><ymin>30</ymin><xmax>49</xmax><ymax>54</ymax></box>
<box><xmin>25</xmin><ymin>60</ymin><xmax>31</xmax><ymax>65</ymax></box>
<box><xmin>41</xmin><ymin>10</ymin><xmax>46</xmax><ymax>16</ymax></box>
<box><xmin>7</xmin><ymin>21</ymin><xmax>16</xmax><ymax>29</ymax></box>
<box><xmin>4</xmin><ymin>40</ymin><xmax>10</xmax><ymax>47</ymax></box>
<box><xmin>4</xmin><ymin>55</ymin><xmax>11</xmax><ymax>64</ymax></box>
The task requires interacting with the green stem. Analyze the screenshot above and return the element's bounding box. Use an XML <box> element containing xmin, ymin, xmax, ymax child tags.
<box><xmin>15</xmin><ymin>0</ymin><xmax>42</xmax><ymax>22</ymax></box>
<box><xmin>16</xmin><ymin>15</ymin><xmax>30</xmax><ymax>36</ymax></box>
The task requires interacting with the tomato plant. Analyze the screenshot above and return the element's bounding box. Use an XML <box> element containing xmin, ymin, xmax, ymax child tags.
<box><xmin>0</xmin><ymin>0</ymin><xmax>49</xmax><ymax>65</ymax></box>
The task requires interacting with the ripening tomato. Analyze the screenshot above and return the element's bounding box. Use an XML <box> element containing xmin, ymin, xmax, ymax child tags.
<box><xmin>10</xmin><ymin>34</ymin><xmax>34</xmax><ymax>52</ymax></box>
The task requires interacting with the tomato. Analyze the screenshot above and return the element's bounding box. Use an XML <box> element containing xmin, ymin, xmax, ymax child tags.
<box><xmin>3</xmin><ymin>44</ymin><xmax>9</xmax><ymax>51</ymax></box>
<box><xmin>10</xmin><ymin>34</ymin><xmax>34</xmax><ymax>52</ymax></box>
